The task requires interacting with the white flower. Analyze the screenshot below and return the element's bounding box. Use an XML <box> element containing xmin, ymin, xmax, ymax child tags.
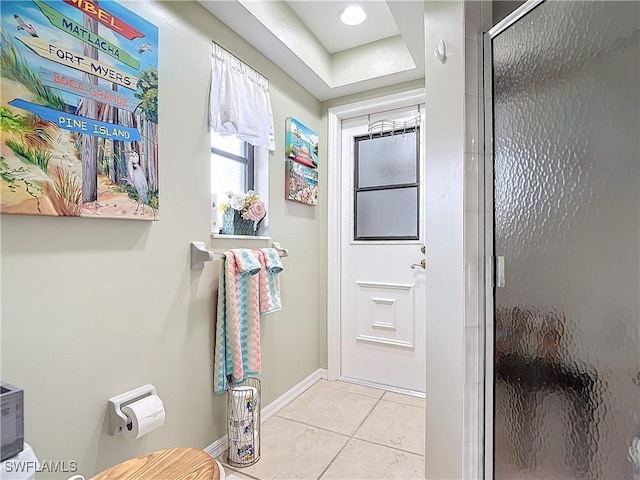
<box><xmin>229</xmin><ymin>193</ymin><xmax>246</xmax><ymax>211</ymax></box>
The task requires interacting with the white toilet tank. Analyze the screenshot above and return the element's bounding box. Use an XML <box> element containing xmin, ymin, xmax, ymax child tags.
<box><xmin>0</xmin><ymin>443</ymin><xmax>38</xmax><ymax>480</ymax></box>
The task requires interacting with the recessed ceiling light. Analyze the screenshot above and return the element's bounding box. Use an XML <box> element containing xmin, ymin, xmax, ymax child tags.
<box><xmin>339</xmin><ymin>5</ymin><xmax>366</xmax><ymax>26</ymax></box>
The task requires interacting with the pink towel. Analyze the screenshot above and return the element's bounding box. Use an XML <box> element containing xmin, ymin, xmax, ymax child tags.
<box><xmin>213</xmin><ymin>249</ymin><xmax>261</xmax><ymax>393</ymax></box>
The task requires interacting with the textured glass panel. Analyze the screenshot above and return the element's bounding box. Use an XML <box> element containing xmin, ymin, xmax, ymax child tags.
<box><xmin>357</xmin><ymin>132</ymin><xmax>417</xmax><ymax>188</ymax></box>
<box><xmin>492</xmin><ymin>2</ymin><xmax>640</xmax><ymax>480</ymax></box>
<box><xmin>356</xmin><ymin>187</ymin><xmax>418</xmax><ymax>238</ymax></box>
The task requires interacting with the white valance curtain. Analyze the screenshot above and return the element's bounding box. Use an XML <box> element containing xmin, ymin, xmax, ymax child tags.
<box><xmin>210</xmin><ymin>43</ymin><xmax>275</xmax><ymax>151</ymax></box>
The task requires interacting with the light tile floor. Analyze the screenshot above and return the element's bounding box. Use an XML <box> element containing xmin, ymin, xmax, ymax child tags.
<box><xmin>222</xmin><ymin>379</ymin><xmax>426</xmax><ymax>480</ymax></box>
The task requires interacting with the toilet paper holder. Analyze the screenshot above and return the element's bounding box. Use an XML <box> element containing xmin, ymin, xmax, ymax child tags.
<box><xmin>107</xmin><ymin>384</ymin><xmax>158</xmax><ymax>436</ymax></box>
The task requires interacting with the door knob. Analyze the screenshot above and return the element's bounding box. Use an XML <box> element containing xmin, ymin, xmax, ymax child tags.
<box><xmin>411</xmin><ymin>259</ymin><xmax>426</xmax><ymax>270</ymax></box>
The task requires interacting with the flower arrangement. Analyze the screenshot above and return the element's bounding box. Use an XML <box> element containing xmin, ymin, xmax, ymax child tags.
<box><xmin>220</xmin><ymin>190</ymin><xmax>266</xmax><ymax>235</ymax></box>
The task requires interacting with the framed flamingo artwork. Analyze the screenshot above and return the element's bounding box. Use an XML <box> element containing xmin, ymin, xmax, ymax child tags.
<box><xmin>1</xmin><ymin>0</ymin><xmax>159</xmax><ymax>220</ymax></box>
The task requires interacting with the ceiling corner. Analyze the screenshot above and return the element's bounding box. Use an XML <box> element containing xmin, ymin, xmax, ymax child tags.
<box><xmin>198</xmin><ymin>0</ymin><xmax>425</xmax><ymax>101</ymax></box>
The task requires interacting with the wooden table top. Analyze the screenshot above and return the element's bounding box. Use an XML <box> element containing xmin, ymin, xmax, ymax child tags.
<box><xmin>91</xmin><ymin>447</ymin><xmax>220</xmax><ymax>480</ymax></box>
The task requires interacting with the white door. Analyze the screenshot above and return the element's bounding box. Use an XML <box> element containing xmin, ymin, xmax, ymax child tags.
<box><xmin>340</xmin><ymin>105</ymin><xmax>426</xmax><ymax>392</ymax></box>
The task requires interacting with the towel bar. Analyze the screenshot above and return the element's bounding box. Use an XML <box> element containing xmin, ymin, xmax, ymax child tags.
<box><xmin>190</xmin><ymin>241</ymin><xmax>289</xmax><ymax>270</ymax></box>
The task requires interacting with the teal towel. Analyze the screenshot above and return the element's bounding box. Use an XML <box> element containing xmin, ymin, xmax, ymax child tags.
<box><xmin>258</xmin><ymin>248</ymin><xmax>284</xmax><ymax>315</ymax></box>
<box><xmin>213</xmin><ymin>249</ymin><xmax>262</xmax><ymax>394</ymax></box>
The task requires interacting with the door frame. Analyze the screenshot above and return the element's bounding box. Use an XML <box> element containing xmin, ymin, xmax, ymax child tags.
<box><xmin>483</xmin><ymin>1</ymin><xmax>547</xmax><ymax>478</ymax></box>
<box><xmin>326</xmin><ymin>88</ymin><xmax>426</xmax><ymax>382</ymax></box>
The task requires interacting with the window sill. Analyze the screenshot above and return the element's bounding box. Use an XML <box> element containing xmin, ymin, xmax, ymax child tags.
<box><xmin>211</xmin><ymin>233</ymin><xmax>271</xmax><ymax>241</ymax></box>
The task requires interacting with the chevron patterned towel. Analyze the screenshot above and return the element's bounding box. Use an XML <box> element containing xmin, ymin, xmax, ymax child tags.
<box><xmin>213</xmin><ymin>249</ymin><xmax>262</xmax><ymax>394</ymax></box>
<box><xmin>258</xmin><ymin>248</ymin><xmax>284</xmax><ymax>315</ymax></box>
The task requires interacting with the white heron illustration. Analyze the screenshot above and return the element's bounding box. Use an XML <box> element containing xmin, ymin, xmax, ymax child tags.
<box><xmin>13</xmin><ymin>15</ymin><xmax>38</xmax><ymax>37</ymax></box>
<box><xmin>126</xmin><ymin>150</ymin><xmax>149</xmax><ymax>215</ymax></box>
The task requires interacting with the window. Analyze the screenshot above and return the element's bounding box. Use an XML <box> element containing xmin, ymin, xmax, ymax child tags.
<box><xmin>353</xmin><ymin>127</ymin><xmax>420</xmax><ymax>241</ymax></box>
<box><xmin>209</xmin><ymin>43</ymin><xmax>273</xmax><ymax>237</ymax></box>
<box><xmin>211</xmin><ymin>132</ymin><xmax>254</xmax><ymax>202</ymax></box>
<box><xmin>210</xmin><ymin>131</ymin><xmax>269</xmax><ymax>236</ymax></box>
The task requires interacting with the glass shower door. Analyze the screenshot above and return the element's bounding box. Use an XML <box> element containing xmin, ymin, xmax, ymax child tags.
<box><xmin>489</xmin><ymin>1</ymin><xmax>640</xmax><ymax>479</ymax></box>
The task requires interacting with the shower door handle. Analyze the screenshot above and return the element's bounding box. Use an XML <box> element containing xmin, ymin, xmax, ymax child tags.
<box><xmin>496</xmin><ymin>256</ymin><xmax>505</xmax><ymax>288</ymax></box>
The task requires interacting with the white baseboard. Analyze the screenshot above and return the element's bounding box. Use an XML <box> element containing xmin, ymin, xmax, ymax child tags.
<box><xmin>337</xmin><ymin>375</ymin><xmax>425</xmax><ymax>398</ymax></box>
<box><xmin>204</xmin><ymin>435</ymin><xmax>229</xmax><ymax>460</ymax></box>
<box><xmin>204</xmin><ymin>368</ymin><xmax>327</xmax><ymax>460</ymax></box>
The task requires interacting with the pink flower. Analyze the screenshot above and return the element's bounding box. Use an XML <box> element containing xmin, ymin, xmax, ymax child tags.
<box><xmin>243</xmin><ymin>199</ymin><xmax>266</xmax><ymax>221</ymax></box>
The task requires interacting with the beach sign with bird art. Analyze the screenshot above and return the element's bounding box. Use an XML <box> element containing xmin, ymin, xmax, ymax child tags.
<box><xmin>0</xmin><ymin>0</ymin><xmax>159</xmax><ymax>220</ymax></box>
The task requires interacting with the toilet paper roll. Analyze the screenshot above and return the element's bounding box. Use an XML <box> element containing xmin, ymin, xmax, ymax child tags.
<box><xmin>229</xmin><ymin>386</ymin><xmax>257</xmax><ymax>421</ymax></box>
<box><xmin>229</xmin><ymin>441</ymin><xmax>254</xmax><ymax>465</ymax></box>
<box><xmin>228</xmin><ymin>419</ymin><xmax>253</xmax><ymax>452</ymax></box>
<box><xmin>121</xmin><ymin>395</ymin><xmax>165</xmax><ymax>440</ymax></box>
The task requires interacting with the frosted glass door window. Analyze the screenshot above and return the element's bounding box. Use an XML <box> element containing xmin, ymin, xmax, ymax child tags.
<box><xmin>491</xmin><ymin>2</ymin><xmax>640</xmax><ymax>479</ymax></box>
<box><xmin>356</xmin><ymin>187</ymin><xmax>418</xmax><ymax>239</ymax></box>
<box><xmin>354</xmin><ymin>128</ymin><xmax>420</xmax><ymax>240</ymax></box>
<box><xmin>357</xmin><ymin>132</ymin><xmax>417</xmax><ymax>188</ymax></box>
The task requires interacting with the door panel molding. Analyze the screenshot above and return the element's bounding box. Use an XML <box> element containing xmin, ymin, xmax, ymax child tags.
<box><xmin>355</xmin><ymin>280</ymin><xmax>416</xmax><ymax>349</ymax></box>
<box><xmin>355</xmin><ymin>280</ymin><xmax>414</xmax><ymax>290</ymax></box>
<box><xmin>371</xmin><ymin>297</ymin><xmax>397</xmax><ymax>331</ymax></box>
<box><xmin>355</xmin><ymin>335</ymin><xmax>415</xmax><ymax>349</ymax></box>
